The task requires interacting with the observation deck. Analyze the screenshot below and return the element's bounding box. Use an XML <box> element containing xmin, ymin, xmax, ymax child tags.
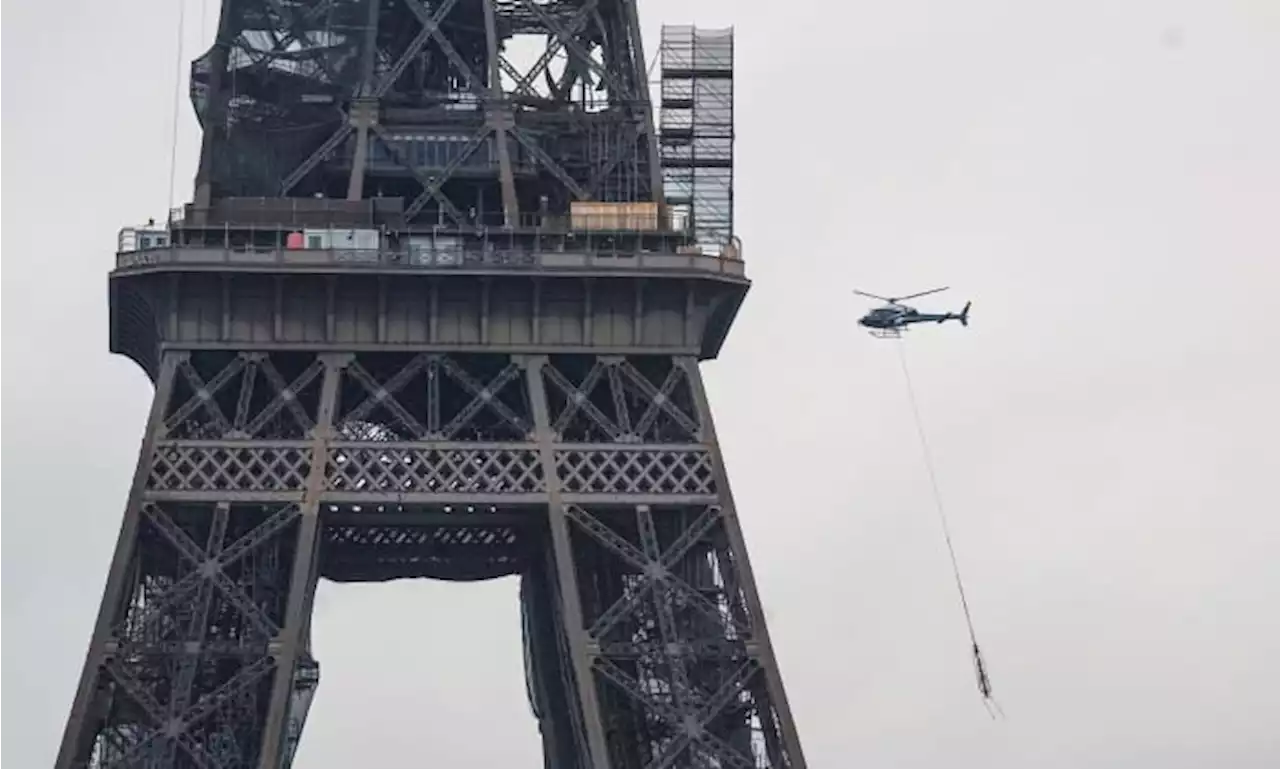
<box><xmin>111</xmin><ymin>199</ymin><xmax>749</xmax><ymax>380</ymax></box>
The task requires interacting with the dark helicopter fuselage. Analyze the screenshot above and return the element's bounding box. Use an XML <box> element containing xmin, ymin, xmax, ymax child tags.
<box><xmin>858</xmin><ymin>302</ymin><xmax>970</xmax><ymax>330</ymax></box>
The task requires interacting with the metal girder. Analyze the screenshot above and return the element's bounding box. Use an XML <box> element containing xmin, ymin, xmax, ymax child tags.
<box><xmin>60</xmin><ymin>349</ymin><xmax>805</xmax><ymax>768</ymax></box>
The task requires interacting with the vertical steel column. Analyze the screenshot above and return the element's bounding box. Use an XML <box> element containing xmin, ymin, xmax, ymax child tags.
<box><xmin>482</xmin><ymin>0</ymin><xmax>520</xmax><ymax>225</ymax></box>
<box><xmin>346</xmin><ymin>0</ymin><xmax>382</xmax><ymax>201</ymax></box>
<box><xmin>679</xmin><ymin>356</ymin><xmax>809</xmax><ymax>769</ymax></box>
<box><xmin>621</xmin><ymin>0</ymin><xmax>666</xmax><ymax>207</ymax></box>
<box><xmin>192</xmin><ymin>3</ymin><xmax>234</xmax><ymax>214</ymax></box>
<box><xmin>524</xmin><ymin>355</ymin><xmax>614</xmax><ymax>769</ymax></box>
<box><xmin>256</xmin><ymin>353</ymin><xmax>347</xmax><ymax>769</ymax></box>
<box><xmin>55</xmin><ymin>352</ymin><xmax>183</xmax><ymax>769</ymax></box>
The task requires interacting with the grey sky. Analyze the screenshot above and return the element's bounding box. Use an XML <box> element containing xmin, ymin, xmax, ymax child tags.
<box><xmin>4</xmin><ymin>0</ymin><xmax>1279</xmax><ymax>767</ymax></box>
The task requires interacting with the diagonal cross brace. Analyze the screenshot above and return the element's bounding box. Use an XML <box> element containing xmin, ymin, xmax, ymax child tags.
<box><xmin>549</xmin><ymin>362</ymin><xmax>611</xmax><ymax>435</ymax></box>
<box><xmin>166</xmin><ymin>356</ymin><xmax>247</xmax><ymax>438</ymax></box>
<box><xmin>402</xmin><ymin>0</ymin><xmax>488</xmax><ymax>99</ymax></box>
<box><xmin>503</xmin><ymin>0</ymin><xmax>598</xmax><ymax>99</ymax></box>
<box><xmin>438</xmin><ymin>358</ymin><xmax>532</xmax><ymax>438</ymax></box>
<box><xmin>584</xmin><ymin>504</ymin><xmax>728</xmax><ymax>636</ymax></box>
<box><xmin>242</xmin><ymin>357</ymin><xmax>324</xmax><ymax>438</ymax></box>
<box><xmin>499</xmin><ymin>55</ymin><xmax>537</xmax><ymax>99</ymax></box>
<box><xmin>543</xmin><ymin>360</ymin><xmax>622</xmax><ymax>440</ymax></box>
<box><xmin>592</xmin><ymin>656</ymin><xmax>761</xmax><ymax>769</ymax></box>
<box><xmin>141</xmin><ymin>505</ymin><xmax>283</xmax><ymax>640</ymax></box>
<box><xmin>637</xmin><ymin>505</ymin><xmax>694</xmax><ymax>711</ymax></box>
<box><xmin>342</xmin><ymin>353</ymin><xmax>433</xmax><ymax>438</ymax></box>
<box><xmin>103</xmin><ymin>655</ymin><xmax>275</xmax><ymax>769</ymax></box>
<box><xmin>644</xmin><ymin>660</ymin><xmax>763</xmax><ymax>769</ymax></box>
<box><xmin>368</xmin><ymin>0</ymin><xmax>468</xmax><ymax>100</ymax></box>
<box><xmin>340</xmin><ymin>354</ymin><xmax>531</xmax><ymax>440</ymax></box>
<box><xmin>507</xmin><ymin>123</ymin><xmax>590</xmax><ymax>201</ymax></box>
<box><xmin>280</xmin><ymin>0</ymin><xmax>466</xmax><ymax>195</ymax></box>
<box><xmin>401</xmin><ymin>127</ymin><xmax>493</xmax><ymax>221</ymax></box>
<box><xmin>100</xmin><ymin>659</ymin><xmax>214</xmax><ymax>769</ymax></box>
<box><xmin>118</xmin><ymin>504</ymin><xmax>301</xmax><ymax>645</ymax></box>
<box><xmin>232</xmin><ymin>358</ymin><xmax>260</xmax><ymax>431</ymax></box>
<box><xmin>368</xmin><ymin>123</ymin><xmax>472</xmax><ymax>225</ymax></box>
<box><xmin>606</xmin><ymin>361</ymin><xmax>634</xmax><ymax>436</ymax></box>
<box><xmin>164</xmin><ymin>503</ymin><xmax>232</xmax><ymax>743</ymax></box>
<box><xmin>374</xmin><ymin>25</ymin><xmax>432</xmax><ymax>98</ymax></box>
<box><xmin>371</xmin><ymin>0</ymin><xmax>467</xmax><ymax>100</ymax></box>
<box><xmin>568</xmin><ymin>505</ymin><xmax>747</xmax><ymax>640</ymax></box>
<box><xmin>279</xmin><ymin>118</ymin><xmax>354</xmax><ymax>195</ymax></box>
<box><xmin>620</xmin><ymin>361</ymin><xmax>702</xmax><ymax>440</ymax></box>
<box><xmin>517</xmin><ymin>0</ymin><xmax>628</xmax><ymax>100</ymax></box>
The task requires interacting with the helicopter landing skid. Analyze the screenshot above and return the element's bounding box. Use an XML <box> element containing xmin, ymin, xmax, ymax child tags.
<box><xmin>868</xmin><ymin>328</ymin><xmax>903</xmax><ymax>339</ymax></box>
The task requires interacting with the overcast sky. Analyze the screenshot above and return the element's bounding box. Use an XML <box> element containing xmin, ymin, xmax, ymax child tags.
<box><xmin>4</xmin><ymin>0</ymin><xmax>1279</xmax><ymax>767</ymax></box>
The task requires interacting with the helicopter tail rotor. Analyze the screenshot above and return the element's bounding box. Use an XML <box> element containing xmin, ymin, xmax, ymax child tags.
<box><xmin>960</xmin><ymin>301</ymin><xmax>971</xmax><ymax>327</ymax></box>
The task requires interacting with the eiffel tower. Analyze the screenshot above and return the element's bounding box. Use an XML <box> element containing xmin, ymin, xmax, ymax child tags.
<box><xmin>56</xmin><ymin>2</ymin><xmax>806</xmax><ymax>767</ymax></box>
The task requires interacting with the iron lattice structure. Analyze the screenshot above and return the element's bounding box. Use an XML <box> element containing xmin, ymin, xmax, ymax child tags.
<box><xmin>57</xmin><ymin>2</ymin><xmax>802</xmax><ymax>768</ymax></box>
<box><xmin>190</xmin><ymin>0</ymin><xmax>669</xmax><ymax>225</ymax></box>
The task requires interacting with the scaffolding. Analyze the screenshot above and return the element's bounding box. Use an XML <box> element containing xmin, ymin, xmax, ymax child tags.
<box><xmin>659</xmin><ymin>26</ymin><xmax>734</xmax><ymax>254</ymax></box>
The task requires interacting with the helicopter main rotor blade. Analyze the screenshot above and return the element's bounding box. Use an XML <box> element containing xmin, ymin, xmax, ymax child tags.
<box><xmin>893</xmin><ymin>286</ymin><xmax>950</xmax><ymax>303</ymax></box>
<box><xmin>852</xmin><ymin>289</ymin><xmax>895</xmax><ymax>303</ymax></box>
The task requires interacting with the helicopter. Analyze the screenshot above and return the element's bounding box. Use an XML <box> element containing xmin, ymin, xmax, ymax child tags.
<box><xmin>853</xmin><ymin>287</ymin><xmax>971</xmax><ymax>337</ymax></box>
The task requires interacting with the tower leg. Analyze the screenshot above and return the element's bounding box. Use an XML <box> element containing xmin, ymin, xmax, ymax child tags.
<box><xmin>256</xmin><ymin>354</ymin><xmax>345</xmax><ymax>769</ymax></box>
<box><xmin>527</xmin><ymin>355</ymin><xmax>616</xmax><ymax>769</ymax></box>
<box><xmin>681</xmin><ymin>357</ymin><xmax>808</xmax><ymax>768</ymax></box>
<box><xmin>528</xmin><ymin>353</ymin><xmax>807</xmax><ymax>769</ymax></box>
<box><xmin>57</xmin><ymin>353</ymin><xmax>182</xmax><ymax>769</ymax></box>
<box><xmin>57</xmin><ymin>351</ymin><xmax>343</xmax><ymax>769</ymax></box>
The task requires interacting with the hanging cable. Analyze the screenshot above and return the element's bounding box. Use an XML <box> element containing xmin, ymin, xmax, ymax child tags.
<box><xmin>166</xmin><ymin>0</ymin><xmax>189</xmax><ymax>217</ymax></box>
<box><xmin>894</xmin><ymin>339</ymin><xmax>1002</xmax><ymax>718</ymax></box>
